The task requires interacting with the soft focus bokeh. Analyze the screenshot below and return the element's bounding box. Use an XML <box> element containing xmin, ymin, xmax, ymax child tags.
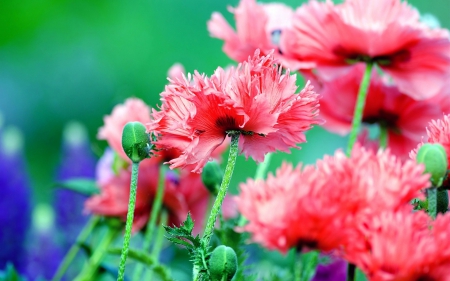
<box><xmin>0</xmin><ymin>0</ymin><xmax>448</xmax><ymax>204</ymax></box>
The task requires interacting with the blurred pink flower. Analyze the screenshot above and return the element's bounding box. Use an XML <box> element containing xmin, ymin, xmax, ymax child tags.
<box><xmin>168</xmin><ymin>63</ymin><xmax>186</xmax><ymax>81</ymax></box>
<box><xmin>282</xmin><ymin>0</ymin><xmax>450</xmax><ymax>100</ymax></box>
<box><xmin>236</xmin><ymin>145</ymin><xmax>429</xmax><ymax>253</ymax></box>
<box><xmin>346</xmin><ymin>211</ymin><xmax>450</xmax><ymax>281</ymax></box>
<box><xmin>85</xmin><ymin>159</ymin><xmax>211</xmax><ymax>234</ymax></box>
<box><xmin>149</xmin><ymin>50</ymin><xmax>320</xmax><ymax>172</ymax></box>
<box><xmin>315</xmin><ymin>64</ymin><xmax>443</xmax><ymax>158</ymax></box>
<box><xmin>208</xmin><ymin>0</ymin><xmax>311</xmax><ymax>70</ymax></box>
<box><xmin>98</xmin><ymin>98</ymin><xmax>152</xmax><ymax>161</ymax></box>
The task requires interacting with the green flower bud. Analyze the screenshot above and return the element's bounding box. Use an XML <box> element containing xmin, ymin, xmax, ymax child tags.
<box><xmin>202</xmin><ymin>161</ymin><xmax>223</xmax><ymax>196</ymax></box>
<box><xmin>417</xmin><ymin>143</ymin><xmax>448</xmax><ymax>187</ymax></box>
<box><xmin>209</xmin><ymin>245</ymin><xmax>238</xmax><ymax>281</ymax></box>
<box><xmin>121</xmin><ymin>122</ymin><xmax>151</xmax><ymax>163</ymax></box>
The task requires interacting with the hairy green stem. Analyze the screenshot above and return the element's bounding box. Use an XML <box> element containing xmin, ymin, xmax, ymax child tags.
<box><xmin>144</xmin><ymin>210</ymin><xmax>169</xmax><ymax>280</ymax></box>
<box><xmin>75</xmin><ymin>226</ymin><xmax>120</xmax><ymax>281</ymax></box>
<box><xmin>52</xmin><ymin>216</ymin><xmax>100</xmax><ymax>281</ymax></box>
<box><xmin>132</xmin><ymin>166</ymin><xmax>166</xmax><ymax>281</ymax></box>
<box><xmin>379</xmin><ymin>124</ymin><xmax>388</xmax><ymax>149</ymax></box>
<box><xmin>202</xmin><ymin>134</ymin><xmax>239</xmax><ymax>245</ymax></box>
<box><xmin>346</xmin><ymin>63</ymin><xmax>373</xmax><ymax>156</ymax></box>
<box><xmin>117</xmin><ymin>161</ymin><xmax>140</xmax><ymax>281</ymax></box>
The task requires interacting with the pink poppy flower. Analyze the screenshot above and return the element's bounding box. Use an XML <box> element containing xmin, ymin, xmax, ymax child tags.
<box><xmin>98</xmin><ymin>98</ymin><xmax>152</xmax><ymax>161</ymax></box>
<box><xmin>346</xmin><ymin>211</ymin><xmax>450</xmax><ymax>281</ymax></box>
<box><xmin>281</xmin><ymin>0</ymin><xmax>450</xmax><ymax>100</ymax></box>
<box><xmin>315</xmin><ymin>64</ymin><xmax>443</xmax><ymax>158</ymax></box>
<box><xmin>85</xmin><ymin>159</ymin><xmax>210</xmax><ymax>234</ymax></box>
<box><xmin>149</xmin><ymin>50</ymin><xmax>321</xmax><ymax>172</ymax></box>
<box><xmin>236</xmin><ymin>145</ymin><xmax>429</xmax><ymax>253</ymax></box>
<box><xmin>208</xmin><ymin>0</ymin><xmax>312</xmax><ymax>70</ymax></box>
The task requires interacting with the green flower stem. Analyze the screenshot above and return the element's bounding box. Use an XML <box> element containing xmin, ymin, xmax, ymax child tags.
<box><xmin>74</xmin><ymin>226</ymin><xmax>120</xmax><ymax>281</ymax></box>
<box><xmin>117</xmin><ymin>161</ymin><xmax>140</xmax><ymax>281</ymax></box>
<box><xmin>203</xmin><ymin>195</ymin><xmax>215</xmax><ymax>233</ymax></box>
<box><xmin>52</xmin><ymin>216</ymin><xmax>100</xmax><ymax>281</ymax></box>
<box><xmin>379</xmin><ymin>124</ymin><xmax>388</xmax><ymax>149</ymax></box>
<box><xmin>346</xmin><ymin>62</ymin><xmax>374</xmax><ymax>156</ymax></box>
<box><xmin>132</xmin><ymin>166</ymin><xmax>167</xmax><ymax>281</ymax></box>
<box><xmin>254</xmin><ymin>152</ymin><xmax>272</xmax><ymax>180</ymax></box>
<box><xmin>202</xmin><ymin>133</ymin><xmax>239</xmax><ymax>245</ymax></box>
<box><xmin>347</xmin><ymin>263</ymin><xmax>356</xmax><ymax>281</ymax></box>
<box><xmin>144</xmin><ymin>210</ymin><xmax>169</xmax><ymax>280</ymax></box>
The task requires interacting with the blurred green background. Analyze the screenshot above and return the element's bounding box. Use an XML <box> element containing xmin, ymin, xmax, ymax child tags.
<box><xmin>1</xmin><ymin>0</ymin><xmax>449</xmax><ymax>204</ymax></box>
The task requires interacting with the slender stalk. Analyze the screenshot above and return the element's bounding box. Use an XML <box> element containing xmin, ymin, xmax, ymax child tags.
<box><xmin>379</xmin><ymin>124</ymin><xmax>388</xmax><ymax>149</ymax></box>
<box><xmin>52</xmin><ymin>216</ymin><xmax>100</xmax><ymax>281</ymax></box>
<box><xmin>203</xmin><ymin>195</ymin><xmax>215</xmax><ymax>233</ymax></box>
<box><xmin>132</xmin><ymin>166</ymin><xmax>167</xmax><ymax>281</ymax></box>
<box><xmin>74</xmin><ymin>226</ymin><xmax>120</xmax><ymax>281</ymax></box>
<box><xmin>144</xmin><ymin>210</ymin><xmax>169</xmax><ymax>280</ymax></box>
<box><xmin>117</xmin><ymin>161</ymin><xmax>140</xmax><ymax>281</ymax></box>
<box><xmin>347</xmin><ymin>263</ymin><xmax>356</xmax><ymax>281</ymax></box>
<box><xmin>202</xmin><ymin>133</ymin><xmax>239</xmax><ymax>245</ymax></box>
<box><xmin>346</xmin><ymin>62</ymin><xmax>374</xmax><ymax>156</ymax></box>
<box><xmin>254</xmin><ymin>153</ymin><xmax>272</xmax><ymax>180</ymax></box>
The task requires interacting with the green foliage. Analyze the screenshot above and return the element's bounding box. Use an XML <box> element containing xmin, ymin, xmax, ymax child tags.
<box><xmin>213</xmin><ymin>216</ymin><xmax>252</xmax><ymax>281</ymax></box>
<box><xmin>0</xmin><ymin>263</ymin><xmax>25</xmax><ymax>281</ymax></box>
<box><xmin>164</xmin><ymin>213</ymin><xmax>211</xmax><ymax>280</ymax></box>
<box><xmin>54</xmin><ymin>178</ymin><xmax>100</xmax><ymax>196</ymax></box>
<box><xmin>296</xmin><ymin>251</ymin><xmax>319</xmax><ymax>281</ymax></box>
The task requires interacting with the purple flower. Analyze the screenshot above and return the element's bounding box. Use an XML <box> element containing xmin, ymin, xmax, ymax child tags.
<box><xmin>0</xmin><ymin>126</ymin><xmax>32</xmax><ymax>273</ymax></box>
<box><xmin>312</xmin><ymin>255</ymin><xmax>347</xmax><ymax>281</ymax></box>
<box><xmin>53</xmin><ymin>122</ymin><xmax>97</xmax><ymax>249</ymax></box>
<box><xmin>24</xmin><ymin>205</ymin><xmax>65</xmax><ymax>280</ymax></box>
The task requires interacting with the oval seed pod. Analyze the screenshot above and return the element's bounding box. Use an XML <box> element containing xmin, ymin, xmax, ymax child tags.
<box><xmin>416</xmin><ymin>143</ymin><xmax>448</xmax><ymax>187</ymax></box>
<box><xmin>209</xmin><ymin>245</ymin><xmax>238</xmax><ymax>281</ymax></box>
<box><xmin>202</xmin><ymin>161</ymin><xmax>223</xmax><ymax>196</ymax></box>
<box><xmin>121</xmin><ymin>122</ymin><xmax>151</xmax><ymax>163</ymax></box>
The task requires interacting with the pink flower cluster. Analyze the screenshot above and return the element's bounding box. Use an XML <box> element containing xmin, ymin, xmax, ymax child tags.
<box><xmin>209</xmin><ymin>0</ymin><xmax>450</xmax><ymax>159</ymax></box>
<box><xmin>237</xmin><ymin>144</ymin><xmax>450</xmax><ymax>279</ymax></box>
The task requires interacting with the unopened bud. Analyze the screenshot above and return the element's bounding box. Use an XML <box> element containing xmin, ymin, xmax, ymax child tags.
<box><xmin>417</xmin><ymin>143</ymin><xmax>448</xmax><ymax>187</ymax></box>
<box><xmin>201</xmin><ymin>161</ymin><xmax>223</xmax><ymax>196</ymax></box>
<box><xmin>209</xmin><ymin>245</ymin><xmax>237</xmax><ymax>281</ymax></box>
<box><xmin>121</xmin><ymin>122</ymin><xmax>151</xmax><ymax>163</ymax></box>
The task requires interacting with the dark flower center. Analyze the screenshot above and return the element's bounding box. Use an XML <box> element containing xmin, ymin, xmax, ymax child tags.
<box><xmin>333</xmin><ymin>45</ymin><xmax>411</xmax><ymax>66</ymax></box>
<box><xmin>363</xmin><ymin>109</ymin><xmax>400</xmax><ymax>133</ymax></box>
<box><xmin>296</xmin><ymin>239</ymin><xmax>318</xmax><ymax>252</ymax></box>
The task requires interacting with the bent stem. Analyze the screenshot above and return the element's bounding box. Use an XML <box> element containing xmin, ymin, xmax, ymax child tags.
<box><xmin>132</xmin><ymin>166</ymin><xmax>167</xmax><ymax>281</ymax></box>
<box><xmin>74</xmin><ymin>226</ymin><xmax>120</xmax><ymax>281</ymax></box>
<box><xmin>117</xmin><ymin>161</ymin><xmax>140</xmax><ymax>281</ymax></box>
<box><xmin>202</xmin><ymin>133</ymin><xmax>240</xmax><ymax>245</ymax></box>
<box><xmin>144</xmin><ymin>210</ymin><xmax>169</xmax><ymax>280</ymax></box>
<box><xmin>346</xmin><ymin>62</ymin><xmax>373</xmax><ymax>156</ymax></box>
<box><xmin>52</xmin><ymin>216</ymin><xmax>100</xmax><ymax>281</ymax></box>
<box><xmin>255</xmin><ymin>152</ymin><xmax>272</xmax><ymax>180</ymax></box>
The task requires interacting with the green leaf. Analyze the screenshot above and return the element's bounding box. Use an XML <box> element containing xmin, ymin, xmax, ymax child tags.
<box><xmin>54</xmin><ymin>178</ymin><xmax>100</xmax><ymax>196</ymax></box>
<box><xmin>355</xmin><ymin>268</ymin><xmax>368</xmax><ymax>281</ymax></box>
